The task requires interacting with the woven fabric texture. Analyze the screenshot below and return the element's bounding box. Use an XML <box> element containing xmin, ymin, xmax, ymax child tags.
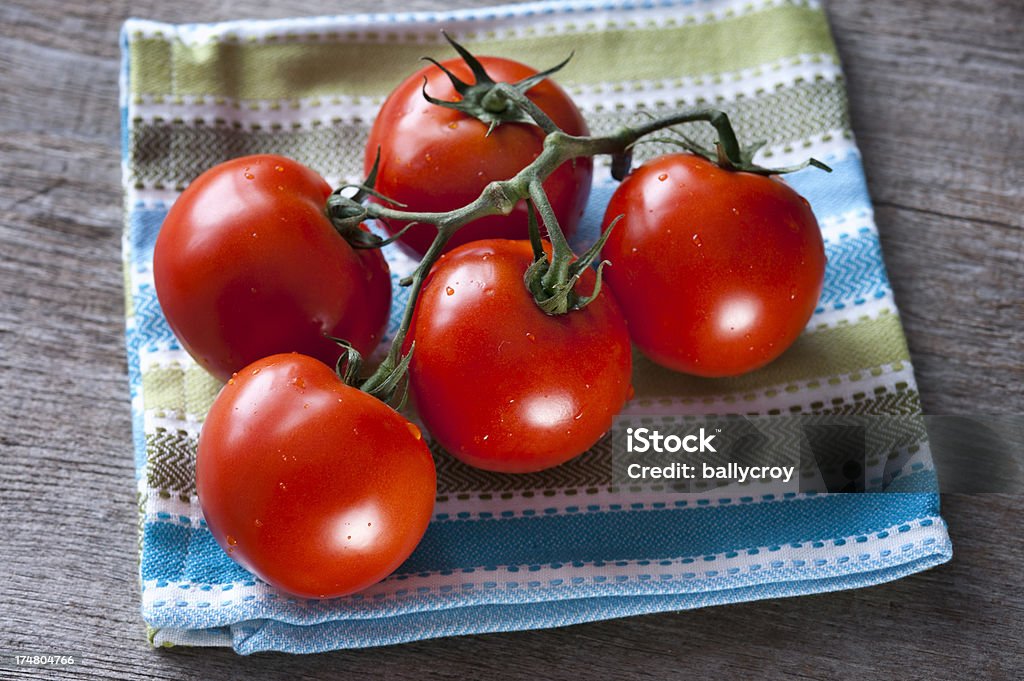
<box><xmin>120</xmin><ymin>0</ymin><xmax>951</xmax><ymax>654</ymax></box>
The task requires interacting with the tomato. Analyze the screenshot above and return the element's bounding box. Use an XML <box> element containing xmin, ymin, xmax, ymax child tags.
<box><xmin>406</xmin><ymin>240</ymin><xmax>632</xmax><ymax>473</ymax></box>
<box><xmin>365</xmin><ymin>56</ymin><xmax>592</xmax><ymax>256</ymax></box>
<box><xmin>154</xmin><ymin>155</ymin><xmax>391</xmax><ymax>382</ymax></box>
<box><xmin>601</xmin><ymin>153</ymin><xmax>826</xmax><ymax>377</ymax></box>
<box><xmin>197</xmin><ymin>353</ymin><xmax>436</xmax><ymax>598</ymax></box>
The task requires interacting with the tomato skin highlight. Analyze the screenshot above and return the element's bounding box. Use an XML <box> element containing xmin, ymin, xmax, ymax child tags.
<box><xmin>154</xmin><ymin>155</ymin><xmax>391</xmax><ymax>382</ymax></box>
<box><xmin>365</xmin><ymin>56</ymin><xmax>592</xmax><ymax>256</ymax></box>
<box><xmin>196</xmin><ymin>354</ymin><xmax>436</xmax><ymax>599</ymax></box>
<box><xmin>407</xmin><ymin>240</ymin><xmax>632</xmax><ymax>473</ymax></box>
<box><xmin>601</xmin><ymin>153</ymin><xmax>826</xmax><ymax>377</ymax></box>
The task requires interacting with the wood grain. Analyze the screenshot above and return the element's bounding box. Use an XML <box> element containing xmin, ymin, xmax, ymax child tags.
<box><xmin>0</xmin><ymin>0</ymin><xmax>1020</xmax><ymax>679</ymax></box>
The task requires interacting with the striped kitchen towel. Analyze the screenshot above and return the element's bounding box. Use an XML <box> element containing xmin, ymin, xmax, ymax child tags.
<box><xmin>120</xmin><ymin>0</ymin><xmax>952</xmax><ymax>654</ymax></box>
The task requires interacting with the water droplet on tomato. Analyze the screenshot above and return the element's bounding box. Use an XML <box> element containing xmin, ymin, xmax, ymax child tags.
<box><xmin>789</xmin><ymin>286</ymin><xmax>797</xmax><ymax>301</ymax></box>
<box><xmin>274</xmin><ymin>165</ymin><xmax>284</xmax><ymax>172</ymax></box>
<box><xmin>448</xmin><ymin>121</ymin><xmax>458</xmax><ymax>129</ymax></box>
<box><xmin>303</xmin><ymin>402</ymin><xmax>309</xmax><ymax>409</ymax></box>
<box><xmin>227</xmin><ymin>378</ymin><xmax>235</xmax><ymax>385</ymax></box>
<box><xmin>292</xmin><ymin>376</ymin><xmax>305</xmax><ymax>389</ymax></box>
<box><xmin>407</xmin><ymin>422</ymin><xmax>422</xmax><ymax>440</ymax></box>
<box><xmin>226</xmin><ymin>535</ymin><xmax>237</xmax><ymax>546</ymax></box>
<box><xmin>658</xmin><ymin>173</ymin><xmax>668</xmax><ymax>181</ymax></box>
<box><xmin>446</xmin><ymin>286</ymin><xmax>455</xmax><ymax>296</ymax></box>
<box><xmin>244</xmin><ymin>173</ymin><xmax>255</xmax><ymax>180</ymax></box>
<box><xmin>631</xmin><ymin>247</ymin><xmax>638</xmax><ymax>254</ymax></box>
<box><xmin>525</xmin><ymin>332</ymin><xmax>536</xmax><ymax>343</ymax></box>
<box><xmin>278</xmin><ymin>482</ymin><xmax>287</xmax><ymax>491</ymax></box>
<box><xmin>253</xmin><ymin>519</ymin><xmax>263</xmax><ymax>528</ymax></box>
<box><xmin>251</xmin><ymin>367</ymin><xmax>261</xmax><ymax>375</ymax></box>
<box><xmin>692</xmin><ymin>234</ymin><xmax>703</xmax><ymax>247</ymax></box>
<box><xmin>574</xmin><ymin>411</ymin><xmax>584</xmax><ymax>421</ymax></box>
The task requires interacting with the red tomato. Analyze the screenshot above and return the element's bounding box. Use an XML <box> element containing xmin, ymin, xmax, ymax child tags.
<box><xmin>154</xmin><ymin>155</ymin><xmax>391</xmax><ymax>382</ymax></box>
<box><xmin>407</xmin><ymin>240</ymin><xmax>632</xmax><ymax>473</ymax></box>
<box><xmin>601</xmin><ymin>153</ymin><xmax>826</xmax><ymax>377</ymax></box>
<box><xmin>197</xmin><ymin>353</ymin><xmax>436</xmax><ymax>598</ymax></box>
<box><xmin>365</xmin><ymin>57</ymin><xmax>592</xmax><ymax>256</ymax></box>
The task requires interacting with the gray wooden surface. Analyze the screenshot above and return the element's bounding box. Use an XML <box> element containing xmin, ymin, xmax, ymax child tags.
<box><xmin>0</xmin><ymin>0</ymin><xmax>1021</xmax><ymax>678</ymax></box>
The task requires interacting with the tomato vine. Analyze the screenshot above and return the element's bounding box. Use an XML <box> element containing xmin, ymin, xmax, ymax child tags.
<box><xmin>324</xmin><ymin>35</ymin><xmax>830</xmax><ymax>405</ymax></box>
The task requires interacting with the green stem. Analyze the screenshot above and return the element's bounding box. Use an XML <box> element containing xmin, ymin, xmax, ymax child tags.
<box><xmin>359</xmin><ymin>225</ymin><xmax>453</xmax><ymax>395</ymax></box>
<box><xmin>488</xmin><ymin>83</ymin><xmax>559</xmax><ymax>134</ymax></box>
<box><xmin>529</xmin><ymin>180</ymin><xmax>572</xmax><ymax>294</ymax></box>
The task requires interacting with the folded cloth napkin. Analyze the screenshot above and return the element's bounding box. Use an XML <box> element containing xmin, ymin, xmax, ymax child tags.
<box><xmin>120</xmin><ymin>0</ymin><xmax>952</xmax><ymax>654</ymax></box>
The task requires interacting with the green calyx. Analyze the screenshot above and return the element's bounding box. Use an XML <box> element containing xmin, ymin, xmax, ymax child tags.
<box><xmin>326</xmin><ymin>147</ymin><xmax>415</xmax><ymax>249</ymax></box>
<box><xmin>522</xmin><ymin>200</ymin><xmax>619</xmax><ymax>315</ymax></box>
<box><xmin>329</xmin><ymin>336</ymin><xmax>414</xmax><ymax>410</ymax></box>
<box><xmin>422</xmin><ymin>31</ymin><xmax>572</xmax><ymax>135</ymax></box>
<box><xmin>642</xmin><ymin>118</ymin><xmax>832</xmax><ymax>176</ymax></box>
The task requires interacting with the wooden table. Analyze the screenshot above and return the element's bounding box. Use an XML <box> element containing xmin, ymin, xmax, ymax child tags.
<box><xmin>1</xmin><ymin>1</ymin><xmax>1020</xmax><ymax>678</ymax></box>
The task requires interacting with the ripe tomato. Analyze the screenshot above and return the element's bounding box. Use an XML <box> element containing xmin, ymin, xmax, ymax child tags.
<box><xmin>407</xmin><ymin>240</ymin><xmax>632</xmax><ymax>473</ymax></box>
<box><xmin>365</xmin><ymin>56</ymin><xmax>592</xmax><ymax>256</ymax></box>
<box><xmin>601</xmin><ymin>153</ymin><xmax>826</xmax><ymax>377</ymax></box>
<box><xmin>197</xmin><ymin>353</ymin><xmax>436</xmax><ymax>598</ymax></box>
<box><xmin>154</xmin><ymin>155</ymin><xmax>391</xmax><ymax>382</ymax></box>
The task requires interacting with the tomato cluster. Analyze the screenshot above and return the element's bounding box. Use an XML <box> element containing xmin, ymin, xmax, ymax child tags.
<box><xmin>153</xmin><ymin>40</ymin><xmax>825</xmax><ymax>599</ymax></box>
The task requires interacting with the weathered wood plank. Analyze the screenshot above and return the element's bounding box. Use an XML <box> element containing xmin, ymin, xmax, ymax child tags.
<box><xmin>826</xmin><ymin>0</ymin><xmax>1023</xmax><ymax>416</ymax></box>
